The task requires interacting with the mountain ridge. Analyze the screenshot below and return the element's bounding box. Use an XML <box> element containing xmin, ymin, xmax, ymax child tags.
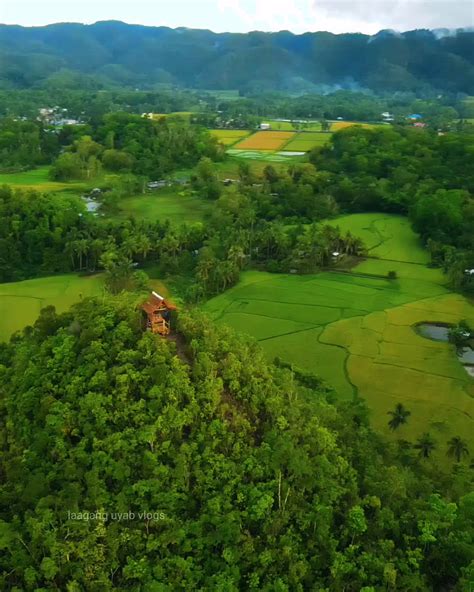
<box><xmin>0</xmin><ymin>21</ymin><xmax>472</xmax><ymax>94</ymax></box>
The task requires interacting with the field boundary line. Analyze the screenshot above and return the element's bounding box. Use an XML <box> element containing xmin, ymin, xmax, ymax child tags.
<box><xmin>317</xmin><ymin>326</ymin><xmax>359</xmax><ymax>398</ymax></box>
<box><xmin>258</xmin><ymin>325</ymin><xmax>321</xmax><ymax>343</ymax></box>
<box><xmin>230</xmin><ymin>295</ymin><xmax>371</xmax><ymax>312</ymax></box>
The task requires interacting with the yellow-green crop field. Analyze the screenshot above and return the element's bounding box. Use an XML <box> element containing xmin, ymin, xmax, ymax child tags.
<box><xmin>0</xmin><ymin>274</ymin><xmax>105</xmax><ymax>341</ymax></box>
<box><xmin>147</xmin><ymin>111</ymin><xmax>194</xmax><ymax>120</ymax></box>
<box><xmin>330</xmin><ymin>121</ymin><xmax>386</xmax><ymax>131</ymax></box>
<box><xmin>236</xmin><ymin>131</ymin><xmax>295</xmax><ymax>151</ymax></box>
<box><xmin>284</xmin><ymin>132</ymin><xmax>333</xmax><ymax>151</ymax></box>
<box><xmin>210</xmin><ymin>129</ymin><xmax>251</xmax><ymax>146</ymax></box>
<box><xmin>203</xmin><ymin>214</ymin><xmax>474</xmax><ymax>465</ymax></box>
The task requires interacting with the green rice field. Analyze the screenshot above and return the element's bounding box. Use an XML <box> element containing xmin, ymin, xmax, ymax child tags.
<box><xmin>116</xmin><ymin>187</ymin><xmax>211</xmax><ymax>224</ymax></box>
<box><xmin>0</xmin><ymin>274</ymin><xmax>105</xmax><ymax>341</ymax></box>
<box><xmin>203</xmin><ymin>213</ymin><xmax>474</xmax><ymax>462</ymax></box>
<box><xmin>261</xmin><ymin>120</ymin><xmax>323</xmax><ymax>131</ymax></box>
<box><xmin>226</xmin><ymin>149</ymin><xmax>305</xmax><ymax>162</ymax></box>
<box><xmin>284</xmin><ymin>132</ymin><xmax>333</xmax><ymax>151</ymax></box>
<box><xmin>0</xmin><ymin>166</ymin><xmax>87</xmax><ymax>192</ymax></box>
<box><xmin>223</xmin><ymin>130</ymin><xmax>332</xmax><ymax>156</ymax></box>
<box><xmin>329</xmin><ymin>213</ymin><xmax>430</xmax><ymax>264</ymax></box>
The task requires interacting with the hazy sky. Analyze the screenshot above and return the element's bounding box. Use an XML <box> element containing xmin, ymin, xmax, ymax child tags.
<box><xmin>1</xmin><ymin>0</ymin><xmax>473</xmax><ymax>34</ymax></box>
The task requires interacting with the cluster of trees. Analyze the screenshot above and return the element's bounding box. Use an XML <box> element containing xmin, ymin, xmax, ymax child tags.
<box><xmin>2</xmin><ymin>87</ymin><xmax>471</xmax><ymax>135</ymax></box>
<box><xmin>311</xmin><ymin>126</ymin><xmax>474</xmax><ymax>291</ymax></box>
<box><xmin>387</xmin><ymin>402</ymin><xmax>470</xmax><ymax>464</ymax></box>
<box><xmin>190</xmin><ymin>187</ymin><xmax>364</xmax><ymax>298</ymax></box>
<box><xmin>0</xmin><ymin>184</ymin><xmax>201</xmax><ymax>282</ymax></box>
<box><xmin>0</xmin><ymin>296</ymin><xmax>473</xmax><ymax>590</ymax></box>
<box><xmin>0</xmin><ymin>88</ymin><xmax>201</xmax><ymax>121</ymax></box>
<box><xmin>1</xmin><ymin>22</ymin><xmax>473</xmax><ymax>94</ymax></box>
<box><xmin>0</xmin><ymin>118</ymin><xmax>60</xmax><ymax>170</ymax></box>
<box><xmin>50</xmin><ymin>113</ymin><xmax>223</xmax><ymax>180</ymax></box>
<box><xmin>0</xmin><ymin>177</ymin><xmax>360</xmax><ymax>302</ymax></box>
<box><xmin>213</xmin><ymin>91</ymin><xmax>467</xmax><ymax>129</ymax></box>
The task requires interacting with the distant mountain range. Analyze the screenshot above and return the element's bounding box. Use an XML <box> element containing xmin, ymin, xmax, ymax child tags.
<box><xmin>0</xmin><ymin>21</ymin><xmax>473</xmax><ymax>94</ymax></box>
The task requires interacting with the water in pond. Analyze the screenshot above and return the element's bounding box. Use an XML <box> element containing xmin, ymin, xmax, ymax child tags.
<box><xmin>459</xmin><ymin>347</ymin><xmax>474</xmax><ymax>365</ymax></box>
<box><xmin>81</xmin><ymin>196</ymin><xmax>100</xmax><ymax>214</ymax></box>
<box><xmin>416</xmin><ymin>323</ymin><xmax>474</xmax><ymax>378</ymax></box>
<box><xmin>416</xmin><ymin>323</ymin><xmax>450</xmax><ymax>342</ymax></box>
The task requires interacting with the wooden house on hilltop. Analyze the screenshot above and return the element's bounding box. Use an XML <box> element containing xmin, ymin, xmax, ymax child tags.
<box><xmin>141</xmin><ymin>291</ymin><xmax>177</xmax><ymax>336</ymax></box>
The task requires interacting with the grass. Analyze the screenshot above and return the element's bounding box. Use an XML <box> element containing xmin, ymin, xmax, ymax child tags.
<box><xmin>147</xmin><ymin>112</ymin><xmax>194</xmax><ymax>120</ymax></box>
<box><xmin>0</xmin><ymin>274</ymin><xmax>105</xmax><ymax>341</ymax></box>
<box><xmin>203</xmin><ymin>214</ymin><xmax>474</xmax><ymax>463</ymax></box>
<box><xmin>203</xmin><ymin>90</ymin><xmax>241</xmax><ymax>100</ymax></box>
<box><xmin>115</xmin><ymin>187</ymin><xmax>211</xmax><ymax>224</ymax></box>
<box><xmin>284</xmin><ymin>132</ymin><xmax>333</xmax><ymax>151</ymax></box>
<box><xmin>0</xmin><ymin>166</ymin><xmax>87</xmax><ymax>192</ymax></box>
<box><xmin>262</xmin><ymin>120</ymin><xmax>323</xmax><ymax>131</ymax></box>
<box><xmin>169</xmin><ymin>158</ymin><xmax>290</xmax><ymax>187</ymax></box>
<box><xmin>236</xmin><ymin>131</ymin><xmax>295</xmax><ymax>151</ymax></box>
<box><xmin>329</xmin><ymin>213</ymin><xmax>430</xmax><ymax>263</ymax></box>
<box><xmin>226</xmin><ymin>150</ymin><xmax>304</xmax><ymax>162</ymax></box>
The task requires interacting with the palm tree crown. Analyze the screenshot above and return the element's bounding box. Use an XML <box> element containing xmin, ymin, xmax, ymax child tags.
<box><xmin>447</xmin><ymin>436</ymin><xmax>469</xmax><ymax>462</ymax></box>
<box><xmin>387</xmin><ymin>403</ymin><xmax>411</xmax><ymax>431</ymax></box>
<box><xmin>414</xmin><ymin>433</ymin><xmax>436</xmax><ymax>458</ymax></box>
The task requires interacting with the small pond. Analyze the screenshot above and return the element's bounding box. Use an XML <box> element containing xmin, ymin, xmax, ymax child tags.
<box><xmin>416</xmin><ymin>323</ymin><xmax>474</xmax><ymax>378</ymax></box>
<box><xmin>82</xmin><ymin>196</ymin><xmax>100</xmax><ymax>214</ymax></box>
<box><xmin>416</xmin><ymin>323</ymin><xmax>450</xmax><ymax>342</ymax></box>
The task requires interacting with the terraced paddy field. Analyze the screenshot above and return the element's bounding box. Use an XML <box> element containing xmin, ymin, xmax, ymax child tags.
<box><xmin>203</xmin><ymin>214</ymin><xmax>474</xmax><ymax>464</ymax></box>
<box><xmin>210</xmin><ymin>129</ymin><xmax>251</xmax><ymax>146</ymax></box>
<box><xmin>0</xmin><ymin>274</ymin><xmax>105</xmax><ymax>341</ymax></box>
<box><xmin>235</xmin><ymin>131</ymin><xmax>295</xmax><ymax>151</ymax></box>
<box><xmin>284</xmin><ymin>132</ymin><xmax>333</xmax><ymax>151</ymax></box>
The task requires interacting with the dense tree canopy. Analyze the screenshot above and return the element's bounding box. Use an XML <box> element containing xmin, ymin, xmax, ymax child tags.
<box><xmin>0</xmin><ymin>296</ymin><xmax>473</xmax><ymax>590</ymax></box>
<box><xmin>0</xmin><ymin>22</ymin><xmax>473</xmax><ymax>94</ymax></box>
<box><xmin>0</xmin><ymin>118</ymin><xmax>59</xmax><ymax>170</ymax></box>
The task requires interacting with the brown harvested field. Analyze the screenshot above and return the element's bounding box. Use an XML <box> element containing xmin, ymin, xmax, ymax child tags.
<box><xmin>236</xmin><ymin>131</ymin><xmax>295</xmax><ymax>150</ymax></box>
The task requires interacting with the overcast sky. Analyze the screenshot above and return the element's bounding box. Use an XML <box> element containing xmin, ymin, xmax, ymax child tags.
<box><xmin>1</xmin><ymin>0</ymin><xmax>473</xmax><ymax>34</ymax></box>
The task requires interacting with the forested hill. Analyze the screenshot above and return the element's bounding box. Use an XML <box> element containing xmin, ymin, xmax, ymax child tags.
<box><xmin>1</xmin><ymin>297</ymin><xmax>473</xmax><ymax>590</ymax></box>
<box><xmin>0</xmin><ymin>21</ymin><xmax>473</xmax><ymax>94</ymax></box>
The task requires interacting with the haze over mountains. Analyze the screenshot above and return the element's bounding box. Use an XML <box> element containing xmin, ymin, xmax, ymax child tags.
<box><xmin>0</xmin><ymin>20</ymin><xmax>473</xmax><ymax>94</ymax></box>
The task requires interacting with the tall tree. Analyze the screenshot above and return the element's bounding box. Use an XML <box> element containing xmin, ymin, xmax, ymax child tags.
<box><xmin>447</xmin><ymin>436</ymin><xmax>470</xmax><ymax>463</ymax></box>
<box><xmin>414</xmin><ymin>433</ymin><xmax>436</xmax><ymax>459</ymax></box>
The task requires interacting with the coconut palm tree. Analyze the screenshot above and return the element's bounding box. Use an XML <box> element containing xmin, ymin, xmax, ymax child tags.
<box><xmin>447</xmin><ymin>436</ymin><xmax>470</xmax><ymax>463</ymax></box>
<box><xmin>387</xmin><ymin>403</ymin><xmax>411</xmax><ymax>431</ymax></box>
<box><xmin>414</xmin><ymin>433</ymin><xmax>436</xmax><ymax>459</ymax></box>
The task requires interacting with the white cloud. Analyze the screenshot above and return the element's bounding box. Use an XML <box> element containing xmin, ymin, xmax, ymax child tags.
<box><xmin>312</xmin><ymin>0</ymin><xmax>474</xmax><ymax>32</ymax></box>
<box><xmin>1</xmin><ymin>0</ymin><xmax>472</xmax><ymax>32</ymax></box>
<box><xmin>217</xmin><ymin>0</ymin><xmax>473</xmax><ymax>33</ymax></box>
